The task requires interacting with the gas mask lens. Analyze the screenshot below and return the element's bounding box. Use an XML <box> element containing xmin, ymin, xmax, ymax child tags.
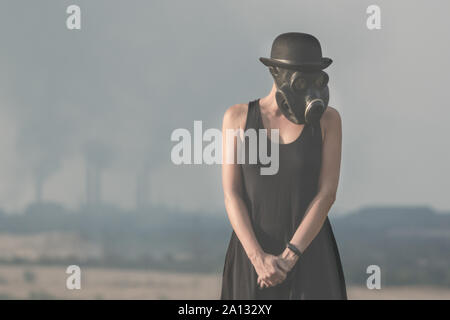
<box><xmin>315</xmin><ymin>72</ymin><xmax>329</xmax><ymax>88</ymax></box>
<box><xmin>290</xmin><ymin>71</ymin><xmax>329</xmax><ymax>92</ymax></box>
<box><xmin>290</xmin><ymin>72</ymin><xmax>307</xmax><ymax>92</ymax></box>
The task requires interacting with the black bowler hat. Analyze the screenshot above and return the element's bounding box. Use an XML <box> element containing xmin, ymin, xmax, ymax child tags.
<box><xmin>259</xmin><ymin>32</ymin><xmax>332</xmax><ymax>71</ymax></box>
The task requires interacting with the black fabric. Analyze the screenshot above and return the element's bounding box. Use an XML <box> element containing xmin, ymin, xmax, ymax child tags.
<box><xmin>220</xmin><ymin>99</ymin><xmax>347</xmax><ymax>300</ymax></box>
<box><xmin>259</xmin><ymin>32</ymin><xmax>332</xmax><ymax>71</ymax></box>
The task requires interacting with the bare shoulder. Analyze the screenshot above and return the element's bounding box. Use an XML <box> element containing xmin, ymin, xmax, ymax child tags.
<box><xmin>320</xmin><ymin>106</ymin><xmax>342</xmax><ymax>140</ymax></box>
<box><xmin>321</xmin><ymin>106</ymin><xmax>341</xmax><ymax>129</ymax></box>
<box><xmin>222</xmin><ymin>103</ymin><xmax>249</xmax><ymax>130</ymax></box>
<box><xmin>322</xmin><ymin>106</ymin><xmax>341</xmax><ymax>124</ymax></box>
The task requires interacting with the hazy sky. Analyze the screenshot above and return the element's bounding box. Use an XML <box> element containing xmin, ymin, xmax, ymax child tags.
<box><xmin>1</xmin><ymin>0</ymin><xmax>449</xmax><ymax>215</ymax></box>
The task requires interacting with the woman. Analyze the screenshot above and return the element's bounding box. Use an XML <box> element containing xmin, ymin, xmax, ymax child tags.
<box><xmin>220</xmin><ymin>33</ymin><xmax>347</xmax><ymax>299</ymax></box>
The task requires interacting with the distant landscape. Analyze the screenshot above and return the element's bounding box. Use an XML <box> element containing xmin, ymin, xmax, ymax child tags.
<box><xmin>0</xmin><ymin>202</ymin><xmax>449</xmax><ymax>299</ymax></box>
<box><xmin>1</xmin><ymin>265</ymin><xmax>450</xmax><ymax>300</ymax></box>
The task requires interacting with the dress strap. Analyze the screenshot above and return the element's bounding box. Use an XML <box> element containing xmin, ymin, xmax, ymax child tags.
<box><xmin>245</xmin><ymin>99</ymin><xmax>259</xmax><ymax>131</ymax></box>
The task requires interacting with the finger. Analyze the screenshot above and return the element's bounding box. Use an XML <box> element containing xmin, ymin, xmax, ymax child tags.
<box><xmin>259</xmin><ymin>278</ymin><xmax>268</xmax><ymax>288</ymax></box>
<box><xmin>265</xmin><ymin>277</ymin><xmax>277</xmax><ymax>287</ymax></box>
<box><xmin>269</xmin><ymin>279</ymin><xmax>279</xmax><ymax>287</ymax></box>
<box><xmin>272</xmin><ymin>276</ymin><xmax>283</xmax><ymax>286</ymax></box>
<box><xmin>278</xmin><ymin>268</ymin><xmax>288</xmax><ymax>278</ymax></box>
<box><xmin>266</xmin><ymin>270</ymin><xmax>281</xmax><ymax>284</ymax></box>
<box><xmin>260</xmin><ymin>278</ymin><xmax>267</xmax><ymax>288</ymax></box>
<box><xmin>272</xmin><ymin>269</ymin><xmax>286</xmax><ymax>283</ymax></box>
<box><xmin>267</xmin><ymin>274</ymin><xmax>280</xmax><ymax>285</ymax></box>
<box><xmin>257</xmin><ymin>277</ymin><xmax>264</xmax><ymax>288</ymax></box>
<box><xmin>258</xmin><ymin>277</ymin><xmax>269</xmax><ymax>289</ymax></box>
<box><xmin>276</xmin><ymin>259</ymin><xmax>290</xmax><ymax>273</ymax></box>
<box><xmin>261</xmin><ymin>276</ymin><xmax>272</xmax><ymax>287</ymax></box>
<box><xmin>276</xmin><ymin>258</ymin><xmax>291</xmax><ymax>272</ymax></box>
<box><xmin>272</xmin><ymin>264</ymin><xmax>286</xmax><ymax>276</ymax></box>
<box><xmin>270</xmin><ymin>271</ymin><xmax>286</xmax><ymax>286</ymax></box>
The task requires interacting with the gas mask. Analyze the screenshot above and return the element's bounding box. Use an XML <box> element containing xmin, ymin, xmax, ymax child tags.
<box><xmin>269</xmin><ymin>66</ymin><xmax>329</xmax><ymax>125</ymax></box>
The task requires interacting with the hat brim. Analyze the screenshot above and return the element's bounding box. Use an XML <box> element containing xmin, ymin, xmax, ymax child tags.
<box><xmin>259</xmin><ymin>57</ymin><xmax>332</xmax><ymax>71</ymax></box>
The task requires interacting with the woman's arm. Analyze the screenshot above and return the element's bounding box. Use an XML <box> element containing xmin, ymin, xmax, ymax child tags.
<box><xmin>222</xmin><ymin>104</ymin><xmax>262</xmax><ymax>260</ymax></box>
<box><xmin>222</xmin><ymin>104</ymin><xmax>287</xmax><ymax>287</ymax></box>
<box><xmin>281</xmin><ymin>107</ymin><xmax>342</xmax><ymax>264</ymax></box>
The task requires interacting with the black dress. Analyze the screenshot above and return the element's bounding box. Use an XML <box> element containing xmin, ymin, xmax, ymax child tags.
<box><xmin>220</xmin><ymin>99</ymin><xmax>347</xmax><ymax>300</ymax></box>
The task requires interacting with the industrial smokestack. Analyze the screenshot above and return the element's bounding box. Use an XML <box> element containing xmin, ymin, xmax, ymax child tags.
<box><xmin>83</xmin><ymin>141</ymin><xmax>113</xmax><ymax>207</ymax></box>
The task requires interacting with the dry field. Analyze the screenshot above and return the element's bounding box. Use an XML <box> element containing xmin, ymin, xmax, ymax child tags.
<box><xmin>0</xmin><ymin>265</ymin><xmax>449</xmax><ymax>300</ymax></box>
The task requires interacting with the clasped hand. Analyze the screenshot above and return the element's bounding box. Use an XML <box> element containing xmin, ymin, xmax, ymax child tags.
<box><xmin>251</xmin><ymin>248</ymin><xmax>299</xmax><ymax>289</ymax></box>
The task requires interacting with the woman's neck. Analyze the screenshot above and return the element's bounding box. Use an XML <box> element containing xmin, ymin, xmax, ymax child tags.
<box><xmin>259</xmin><ymin>83</ymin><xmax>280</xmax><ymax>115</ymax></box>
